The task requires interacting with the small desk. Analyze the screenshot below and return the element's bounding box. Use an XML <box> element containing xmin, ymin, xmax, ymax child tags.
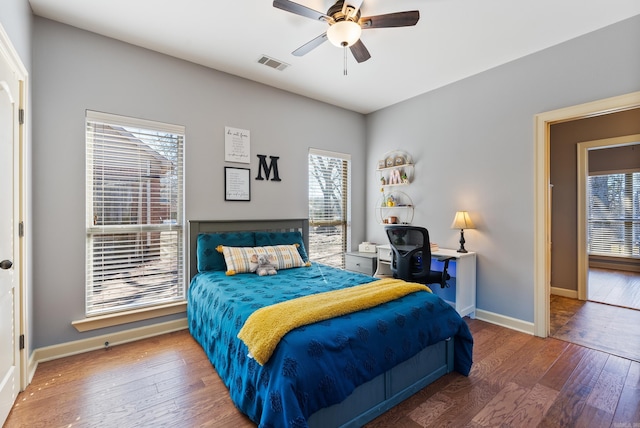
<box><xmin>374</xmin><ymin>244</ymin><xmax>477</xmax><ymax>318</ymax></box>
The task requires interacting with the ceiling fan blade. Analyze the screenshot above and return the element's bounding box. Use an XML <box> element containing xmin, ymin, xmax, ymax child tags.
<box><xmin>359</xmin><ymin>10</ymin><xmax>420</xmax><ymax>28</ymax></box>
<box><xmin>273</xmin><ymin>0</ymin><xmax>331</xmax><ymax>22</ymax></box>
<box><xmin>292</xmin><ymin>33</ymin><xmax>328</xmax><ymax>56</ymax></box>
<box><xmin>349</xmin><ymin>39</ymin><xmax>371</xmax><ymax>63</ymax></box>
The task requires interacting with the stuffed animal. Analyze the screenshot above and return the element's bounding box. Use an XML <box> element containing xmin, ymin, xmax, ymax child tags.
<box><xmin>251</xmin><ymin>253</ymin><xmax>278</xmax><ymax>276</ymax></box>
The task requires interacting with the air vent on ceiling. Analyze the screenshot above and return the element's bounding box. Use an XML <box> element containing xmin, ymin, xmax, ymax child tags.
<box><xmin>258</xmin><ymin>55</ymin><xmax>289</xmax><ymax>71</ymax></box>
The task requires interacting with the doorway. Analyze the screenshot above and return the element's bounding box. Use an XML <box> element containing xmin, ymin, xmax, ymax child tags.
<box><xmin>546</xmin><ymin>129</ymin><xmax>640</xmax><ymax>359</ymax></box>
<box><xmin>534</xmin><ymin>91</ymin><xmax>640</xmax><ymax>338</ymax></box>
<box><xmin>577</xmin><ymin>137</ymin><xmax>640</xmax><ymax>308</ymax></box>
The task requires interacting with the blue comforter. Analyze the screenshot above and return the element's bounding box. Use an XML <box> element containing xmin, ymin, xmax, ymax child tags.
<box><xmin>188</xmin><ymin>263</ymin><xmax>473</xmax><ymax>428</ymax></box>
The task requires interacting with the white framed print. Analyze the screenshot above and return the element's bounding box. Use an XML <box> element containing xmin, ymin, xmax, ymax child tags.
<box><xmin>225</xmin><ymin>126</ymin><xmax>250</xmax><ymax>163</ymax></box>
<box><xmin>225</xmin><ymin>167</ymin><xmax>251</xmax><ymax>201</ymax></box>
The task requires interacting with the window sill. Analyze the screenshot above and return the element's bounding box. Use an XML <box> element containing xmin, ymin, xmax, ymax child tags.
<box><xmin>72</xmin><ymin>301</ymin><xmax>187</xmax><ymax>332</ymax></box>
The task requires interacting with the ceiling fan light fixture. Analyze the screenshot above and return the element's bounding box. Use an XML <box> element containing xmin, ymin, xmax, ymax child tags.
<box><xmin>326</xmin><ymin>20</ymin><xmax>362</xmax><ymax>47</ymax></box>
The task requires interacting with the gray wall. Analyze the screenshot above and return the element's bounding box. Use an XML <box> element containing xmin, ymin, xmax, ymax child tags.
<box><xmin>0</xmin><ymin>0</ymin><xmax>32</xmax><ymax>70</ymax></box>
<box><xmin>365</xmin><ymin>14</ymin><xmax>640</xmax><ymax>323</ymax></box>
<box><xmin>31</xmin><ymin>17</ymin><xmax>367</xmax><ymax>349</ymax></box>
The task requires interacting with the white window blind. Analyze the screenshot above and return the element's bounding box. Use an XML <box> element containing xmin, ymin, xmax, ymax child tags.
<box><xmin>86</xmin><ymin>111</ymin><xmax>185</xmax><ymax>316</ymax></box>
<box><xmin>587</xmin><ymin>172</ymin><xmax>639</xmax><ymax>258</ymax></box>
<box><xmin>308</xmin><ymin>149</ymin><xmax>351</xmax><ymax>268</ymax></box>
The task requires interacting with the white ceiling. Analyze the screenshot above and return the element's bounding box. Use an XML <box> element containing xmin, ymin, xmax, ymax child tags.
<box><xmin>28</xmin><ymin>0</ymin><xmax>640</xmax><ymax>114</ymax></box>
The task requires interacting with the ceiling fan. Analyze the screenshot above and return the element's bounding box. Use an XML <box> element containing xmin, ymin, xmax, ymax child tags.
<box><xmin>273</xmin><ymin>0</ymin><xmax>420</xmax><ymax>64</ymax></box>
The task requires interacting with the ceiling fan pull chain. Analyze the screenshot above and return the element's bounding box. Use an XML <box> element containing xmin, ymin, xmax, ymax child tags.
<box><xmin>343</xmin><ymin>45</ymin><xmax>348</xmax><ymax>75</ymax></box>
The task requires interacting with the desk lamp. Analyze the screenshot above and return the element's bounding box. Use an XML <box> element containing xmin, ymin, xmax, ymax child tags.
<box><xmin>451</xmin><ymin>211</ymin><xmax>475</xmax><ymax>253</ymax></box>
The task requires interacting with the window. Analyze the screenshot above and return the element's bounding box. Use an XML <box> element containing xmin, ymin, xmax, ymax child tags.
<box><xmin>86</xmin><ymin>111</ymin><xmax>185</xmax><ymax>316</ymax></box>
<box><xmin>587</xmin><ymin>171</ymin><xmax>639</xmax><ymax>258</ymax></box>
<box><xmin>308</xmin><ymin>149</ymin><xmax>351</xmax><ymax>268</ymax></box>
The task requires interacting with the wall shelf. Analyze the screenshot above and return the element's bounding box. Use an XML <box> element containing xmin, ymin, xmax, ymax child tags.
<box><xmin>376</xmin><ymin>190</ymin><xmax>414</xmax><ymax>225</ymax></box>
<box><xmin>375</xmin><ymin>150</ymin><xmax>414</xmax><ymax>224</ymax></box>
<box><xmin>376</xmin><ymin>150</ymin><xmax>414</xmax><ymax>187</ymax></box>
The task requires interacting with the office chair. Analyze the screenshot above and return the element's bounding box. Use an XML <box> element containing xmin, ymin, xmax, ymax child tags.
<box><xmin>385</xmin><ymin>225</ymin><xmax>453</xmax><ymax>288</ymax></box>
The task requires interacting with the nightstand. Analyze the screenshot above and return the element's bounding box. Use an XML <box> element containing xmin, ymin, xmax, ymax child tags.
<box><xmin>344</xmin><ymin>252</ymin><xmax>378</xmax><ymax>276</ymax></box>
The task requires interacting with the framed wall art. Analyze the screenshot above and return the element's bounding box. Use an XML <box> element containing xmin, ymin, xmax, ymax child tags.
<box><xmin>225</xmin><ymin>167</ymin><xmax>251</xmax><ymax>201</ymax></box>
<box><xmin>224</xmin><ymin>126</ymin><xmax>250</xmax><ymax>163</ymax></box>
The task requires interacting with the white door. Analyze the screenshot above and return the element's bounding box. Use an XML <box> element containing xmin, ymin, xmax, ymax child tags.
<box><xmin>0</xmin><ymin>47</ymin><xmax>20</xmax><ymax>425</ymax></box>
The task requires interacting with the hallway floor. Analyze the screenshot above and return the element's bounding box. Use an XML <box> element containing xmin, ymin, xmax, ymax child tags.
<box><xmin>550</xmin><ymin>268</ymin><xmax>640</xmax><ymax>362</ymax></box>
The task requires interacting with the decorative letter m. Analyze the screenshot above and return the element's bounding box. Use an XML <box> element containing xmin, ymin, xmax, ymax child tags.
<box><xmin>255</xmin><ymin>155</ymin><xmax>281</xmax><ymax>181</ymax></box>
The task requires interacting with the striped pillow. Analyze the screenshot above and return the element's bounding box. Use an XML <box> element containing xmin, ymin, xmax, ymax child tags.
<box><xmin>217</xmin><ymin>244</ymin><xmax>310</xmax><ymax>275</ymax></box>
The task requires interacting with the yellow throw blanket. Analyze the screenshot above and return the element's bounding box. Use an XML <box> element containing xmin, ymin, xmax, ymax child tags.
<box><xmin>237</xmin><ymin>278</ymin><xmax>431</xmax><ymax>365</ymax></box>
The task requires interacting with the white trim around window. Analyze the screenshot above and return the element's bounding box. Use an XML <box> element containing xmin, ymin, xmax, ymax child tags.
<box><xmin>83</xmin><ymin>111</ymin><xmax>185</xmax><ymax>325</ymax></box>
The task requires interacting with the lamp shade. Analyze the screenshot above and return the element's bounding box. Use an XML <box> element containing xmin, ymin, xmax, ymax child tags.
<box><xmin>451</xmin><ymin>211</ymin><xmax>475</xmax><ymax>230</ymax></box>
<box><xmin>326</xmin><ymin>20</ymin><xmax>362</xmax><ymax>47</ymax></box>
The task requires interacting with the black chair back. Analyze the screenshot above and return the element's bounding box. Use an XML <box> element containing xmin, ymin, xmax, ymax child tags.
<box><xmin>385</xmin><ymin>225</ymin><xmax>451</xmax><ymax>287</ymax></box>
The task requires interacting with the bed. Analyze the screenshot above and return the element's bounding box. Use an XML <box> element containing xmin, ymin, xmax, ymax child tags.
<box><xmin>187</xmin><ymin>219</ymin><xmax>473</xmax><ymax>428</ymax></box>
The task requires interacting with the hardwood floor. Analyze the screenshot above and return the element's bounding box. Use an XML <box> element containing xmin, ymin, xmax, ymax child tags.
<box><xmin>588</xmin><ymin>268</ymin><xmax>640</xmax><ymax>310</ymax></box>
<box><xmin>5</xmin><ymin>320</ymin><xmax>640</xmax><ymax>428</ymax></box>
<box><xmin>550</xmin><ymin>268</ymin><xmax>640</xmax><ymax>363</ymax></box>
<box><xmin>550</xmin><ymin>294</ymin><xmax>640</xmax><ymax>363</ymax></box>
<box><xmin>5</xmin><ymin>331</ymin><xmax>256</xmax><ymax>428</ymax></box>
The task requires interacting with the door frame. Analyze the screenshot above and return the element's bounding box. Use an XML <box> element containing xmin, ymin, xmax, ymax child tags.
<box><xmin>577</xmin><ymin>135</ymin><xmax>640</xmax><ymax>301</ymax></box>
<box><xmin>533</xmin><ymin>91</ymin><xmax>640</xmax><ymax>337</ymax></box>
<box><xmin>0</xmin><ymin>23</ymin><xmax>29</xmax><ymax>390</ymax></box>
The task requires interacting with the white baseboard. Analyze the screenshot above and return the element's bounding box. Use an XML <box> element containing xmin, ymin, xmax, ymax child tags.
<box><xmin>551</xmin><ymin>287</ymin><xmax>578</xmax><ymax>299</ymax></box>
<box><xmin>474</xmin><ymin>309</ymin><xmax>535</xmax><ymax>335</ymax></box>
<box><xmin>25</xmin><ymin>310</ymin><xmax>537</xmax><ymax>385</ymax></box>
<box><xmin>28</xmin><ymin>318</ymin><xmax>188</xmax><ymax>383</ymax></box>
